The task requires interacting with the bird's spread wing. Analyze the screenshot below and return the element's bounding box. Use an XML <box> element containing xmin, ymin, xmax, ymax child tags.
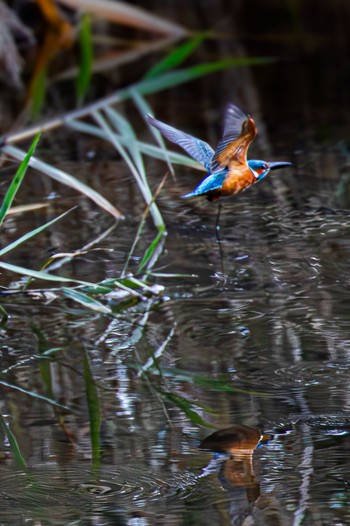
<box><xmin>146</xmin><ymin>114</ymin><xmax>214</xmax><ymax>171</ymax></box>
<box><xmin>211</xmin><ymin>104</ymin><xmax>257</xmax><ymax>173</ymax></box>
<box><xmin>182</xmin><ymin>171</ymin><xmax>226</xmax><ymax>198</ymax></box>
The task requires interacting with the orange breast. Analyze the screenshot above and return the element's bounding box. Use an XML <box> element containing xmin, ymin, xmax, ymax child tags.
<box><xmin>220</xmin><ymin>167</ymin><xmax>256</xmax><ymax>196</ymax></box>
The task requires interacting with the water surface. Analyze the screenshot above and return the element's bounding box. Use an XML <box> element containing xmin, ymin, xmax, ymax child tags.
<box><xmin>2</xmin><ymin>2</ymin><xmax>350</xmax><ymax>523</ymax></box>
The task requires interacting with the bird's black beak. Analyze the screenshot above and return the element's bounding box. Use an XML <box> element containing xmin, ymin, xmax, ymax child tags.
<box><xmin>268</xmin><ymin>161</ymin><xmax>292</xmax><ymax>171</ymax></box>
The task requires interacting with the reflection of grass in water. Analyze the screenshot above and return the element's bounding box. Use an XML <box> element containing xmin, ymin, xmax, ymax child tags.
<box><xmin>0</xmin><ymin>412</ymin><xmax>27</xmax><ymax>469</ymax></box>
<box><xmin>83</xmin><ymin>348</ymin><xmax>101</xmax><ymax>467</ymax></box>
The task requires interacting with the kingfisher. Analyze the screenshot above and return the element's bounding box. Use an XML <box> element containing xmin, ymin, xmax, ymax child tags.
<box><xmin>146</xmin><ymin>104</ymin><xmax>291</xmax><ymax>201</ymax></box>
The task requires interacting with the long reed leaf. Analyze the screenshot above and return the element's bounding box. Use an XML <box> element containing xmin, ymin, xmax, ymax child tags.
<box><xmin>0</xmin><ymin>261</ymin><xmax>102</xmax><ymax>287</ymax></box>
<box><xmin>144</xmin><ymin>31</ymin><xmax>209</xmax><ymax>80</ymax></box>
<box><xmin>31</xmin><ymin>323</ymin><xmax>53</xmax><ymax>399</ymax></box>
<box><xmin>124</xmin><ymin>174</ymin><xmax>168</xmax><ymax>276</ymax></box>
<box><xmin>132</xmin><ymin>57</ymin><xmax>274</xmax><ymax>97</ymax></box>
<box><xmin>130</xmin><ymin>89</ymin><xmax>175</xmax><ymax>177</ymax></box>
<box><xmin>4</xmin><ymin>53</ymin><xmax>273</xmax><ymax>147</ymax></box>
<box><xmin>0</xmin><ymin>208</ymin><xmax>74</xmax><ymax>257</ymax></box>
<box><xmin>92</xmin><ymin>110</ymin><xmax>165</xmax><ymax>229</ymax></box>
<box><xmin>62</xmin><ymin>288</ymin><xmax>113</xmax><ymax>314</ymax></box>
<box><xmin>67</xmin><ymin>119</ymin><xmax>203</xmax><ymax>170</ymax></box>
<box><xmin>104</xmin><ymin>106</ymin><xmax>146</xmax><ymax>183</ymax></box>
<box><xmin>2</xmin><ymin>144</ymin><xmax>123</xmax><ymax>219</ymax></box>
<box><xmin>0</xmin><ymin>133</ymin><xmax>41</xmax><ymax>227</ymax></box>
<box><xmin>161</xmin><ymin>392</ymin><xmax>213</xmax><ymax>427</ymax></box>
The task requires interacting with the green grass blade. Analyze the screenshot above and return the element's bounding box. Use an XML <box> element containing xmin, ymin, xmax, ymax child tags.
<box><xmin>133</xmin><ymin>57</ymin><xmax>274</xmax><ymax>96</ymax></box>
<box><xmin>144</xmin><ymin>31</ymin><xmax>209</xmax><ymax>80</ymax></box>
<box><xmin>161</xmin><ymin>392</ymin><xmax>214</xmax><ymax>428</ymax></box>
<box><xmin>123</xmin><ymin>174</ymin><xmax>167</xmax><ymax>276</ymax></box>
<box><xmin>130</xmin><ymin>89</ymin><xmax>175</xmax><ymax>177</ymax></box>
<box><xmin>104</xmin><ymin>106</ymin><xmax>146</xmax><ymax>183</ymax></box>
<box><xmin>138</xmin><ymin>226</ymin><xmax>166</xmax><ymax>274</ymax></box>
<box><xmin>92</xmin><ymin>110</ymin><xmax>153</xmax><ymax>214</ymax></box>
<box><xmin>0</xmin><ymin>412</ymin><xmax>27</xmax><ymax>469</ymax></box>
<box><xmin>67</xmin><ymin>119</ymin><xmax>204</xmax><ymax>170</ymax></box>
<box><xmin>76</xmin><ymin>13</ymin><xmax>93</xmax><ymax>105</ymax></box>
<box><xmin>192</xmin><ymin>374</ymin><xmax>269</xmax><ymax>397</ymax></box>
<box><xmin>119</xmin><ymin>275</ymin><xmax>163</xmax><ymax>293</ymax></box>
<box><xmin>0</xmin><ymin>208</ymin><xmax>74</xmax><ymax>257</ymax></box>
<box><xmin>2</xmin><ymin>144</ymin><xmax>123</xmax><ymax>219</ymax></box>
<box><xmin>82</xmin><ymin>350</ymin><xmax>100</xmax><ymax>466</ymax></box>
<box><xmin>31</xmin><ymin>70</ymin><xmax>46</xmax><ymax>119</ymax></box>
<box><xmin>92</xmin><ymin>109</ymin><xmax>164</xmax><ymax>229</ymax></box>
<box><xmin>122</xmin><ymin>213</ymin><xmax>147</xmax><ymax>277</ymax></box>
<box><xmin>62</xmin><ymin>288</ymin><xmax>113</xmax><ymax>315</ymax></box>
<box><xmin>0</xmin><ymin>133</ymin><xmax>41</xmax><ymax>227</ymax></box>
<box><xmin>0</xmin><ymin>261</ymin><xmax>102</xmax><ymax>288</ymax></box>
<box><xmin>31</xmin><ymin>323</ymin><xmax>53</xmax><ymax>399</ymax></box>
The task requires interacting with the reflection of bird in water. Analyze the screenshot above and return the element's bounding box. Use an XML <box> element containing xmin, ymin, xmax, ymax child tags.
<box><xmin>146</xmin><ymin>104</ymin><xmax>292</xmax><ymax>203</ymax></box>
<box><xmin>199</xmin><ymin>424</ymin><xmax>271</xmax><ymax>525</ymax></box>
<box><xmin>200</xmin><ymin>424</ymin><xmax>268</xmax><ymax>490</ymax></box>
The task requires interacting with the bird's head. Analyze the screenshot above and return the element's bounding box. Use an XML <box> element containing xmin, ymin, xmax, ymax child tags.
<box><xmin>248</xmin><ymin>160</ymin><xmax>292</xmax><ymax>181</ymax></box>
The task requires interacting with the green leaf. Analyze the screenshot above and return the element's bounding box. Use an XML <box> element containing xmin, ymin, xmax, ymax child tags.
<box><xmin>0</xmin><ymin>208</ymin><xmax>73</xmax><ymax>257</ymax></box>
<box><xmin>162</xmin><ymin>392</ymin><xmax>215</xmax><ymax>428</ymax></box>
<box><xmin>154</xmin><ymin>368</ymin><xmax>269</xmax><ymax>397</ymax></box>
<box><xmin>104</xmin><ymin>107</ymin><xmax>146</xmax><ymax>184</ymax></box>
<box><xmin>62</xmin><ymin>288</ymin><xmax>113</xmax><ymax>315</ymax></box>
<box><xmin>31</xmin><ymin>70</ymin><xmax>46</xmax><ymax>119</ymax></box>
<box><xmin>193</xmin><ymin>374</ymin><xmax>269</xmax><ymax>397</ymax></box>
<box><xmin>133</xmin><ymin>57</ymin><xmax>274</xmax><ymax>97</ymax></box>
<box><xmin>138</xmin><ymin>226</ymin><xmax>166</xmax><ymax>274</ymax></box>
<box><xmin>0</xmin><ymin>261</ymin><xmax>102</xmax><ymax>288</ymax></box>
<box><xmin>2</xmin><ymin>144</ymin><xmax>123</xmax><ymax>219</ymax></box>
<box><xmin>83</xmin><ymin>350</ymin><xmax>100</xmax><ymax>466</ymax></box>
<box><xmin>131</xmin><ymin>89</ymin><xmax>175</xmax><ymax>178</ymax></box>
<box><xmin>0</xmin><ymin>412</ymin><xmax>27</xmax><ymax>469</ymax></box>
<box><xmin>144</xmin><ymin>32</ymin><xmax>209</xmax><ymax>80</ymax></box>
<box><xmin>76</xmin><ymin>13</ymin><xmax>93</xmax><ymax>105</ymax></box>
<box><xmin>93</xmin><ymin>109</ymin><xmax>164</xmax><ymax>229</ymax></box>
<box><xmin>31</xmin><ymin>323</ymin><xmax>53</xmax><ymax>399</ymax></box>
<box><xmin>68</xmin><ymin>119</ymin><xmax>205</xmax><ymax>171</ymax></box>
<box><xmin>0</xmin><ymin>133</ymin><xmax>41</xmax><ymax>227</ymax></box>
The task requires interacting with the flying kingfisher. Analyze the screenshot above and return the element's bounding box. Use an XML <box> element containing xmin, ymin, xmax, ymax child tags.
<box><xmin>146</xmin><ymin>104</ymin><xmax>291</xmax><ymax>201</ymax></box>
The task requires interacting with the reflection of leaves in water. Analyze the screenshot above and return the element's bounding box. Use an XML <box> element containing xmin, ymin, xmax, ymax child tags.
<box><xmin>83</xmin><ymin>348</ymin><xmax>101</xmax><ymax>466</ymax></box>
<box><xmin>0</xmin><ymin>412</ymin><xmax>27</xmax><ymax>469</ymax></box>
<box><xmin>161</xmin><ymin>391</ymin><xmax>215</xmax><ymax>428</ymax></box>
